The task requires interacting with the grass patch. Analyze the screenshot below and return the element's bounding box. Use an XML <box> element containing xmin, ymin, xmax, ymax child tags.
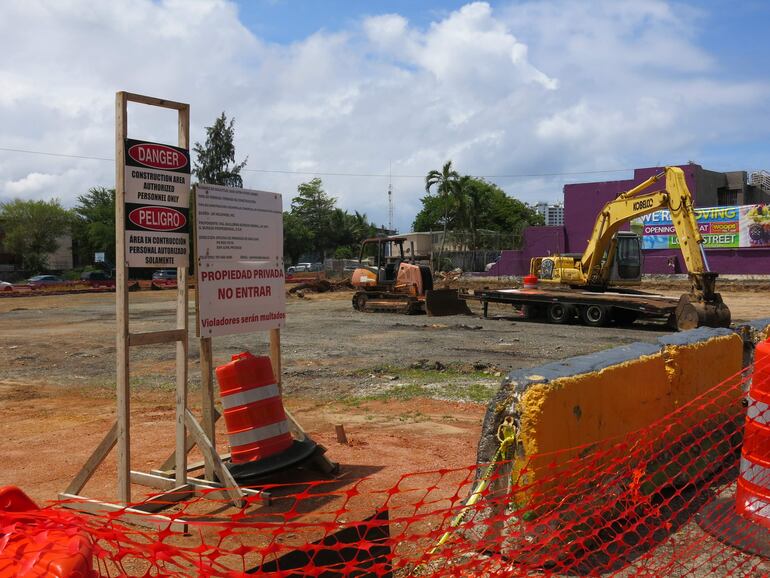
<box><xmin>352</xmin><ymin>361</ymin><xmax>500</xmax><ymax>384</ymax></box>
<box><xmin>347</xmin><ymin>361</ymin><xmax>502</xmax><ymax>403</ymax></box>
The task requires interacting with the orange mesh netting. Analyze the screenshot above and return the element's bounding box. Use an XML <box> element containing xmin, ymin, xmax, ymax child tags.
<box><xmin>4</xmin><ymin>365</ymin><xmax>770</xmax><ymax>577</ymax></box>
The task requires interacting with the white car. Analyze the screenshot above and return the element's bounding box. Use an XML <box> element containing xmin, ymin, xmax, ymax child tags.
<box><xmin>0</xmin><ymin>280</ymin><xmax>13</xmax><ymax>292</ymax></box>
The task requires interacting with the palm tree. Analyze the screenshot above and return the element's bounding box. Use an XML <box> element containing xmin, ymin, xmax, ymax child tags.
<box><xmin>457</xmin><ymin>175</ymin><xmax>486</xmax><ymax>251</ymax></box>
<box><xmin>425</xmin><ymin>160</ymin><xmax>460</xmax><ymax>270</ymax></box>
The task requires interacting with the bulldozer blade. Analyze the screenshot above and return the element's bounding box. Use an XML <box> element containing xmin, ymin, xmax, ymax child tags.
<box><xmin>675</xmin><ymin>294</ymin><xmax>731</xmax><ymax>330</ymax></box>
<box><xmin>424</xmin><ymin>289</ymin><xmax>472</xmax><ymax>317</ymax></box>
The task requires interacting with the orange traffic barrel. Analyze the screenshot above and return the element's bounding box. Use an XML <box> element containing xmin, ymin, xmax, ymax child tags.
<box><xmin>215</xmin><ymin>352</ymin><xmax>292</xmax><ymax>464</ymax></box>
<box><xmin>523</xmin><ymin>275</ymin><xmax>538</xmax><ymax>289</ymax></box>
<box><xmin>736</xmin><ymin>338</ymin><xmax>770</xmax><ymax>527</ymax></box>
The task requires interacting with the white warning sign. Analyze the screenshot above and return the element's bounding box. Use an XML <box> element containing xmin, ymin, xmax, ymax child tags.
<box><xmin>195</xmin><ymin>184</ymin><xmax>285</xmax><ymax>337</ymax></box>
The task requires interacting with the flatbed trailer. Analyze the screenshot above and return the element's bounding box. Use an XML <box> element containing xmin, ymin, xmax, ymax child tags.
<box><xmin>461</xmin><ymin>287</ymin><xmax>681</xmax><ymax>328</ymax></box>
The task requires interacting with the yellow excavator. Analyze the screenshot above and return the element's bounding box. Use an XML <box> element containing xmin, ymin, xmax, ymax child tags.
<box><xmin>529</xmin><ymin>166</ymin><xmax>731</xmax><ymax>329</ymax></box>
<box><xmin>351</xmin><ymin>237</ymin><xmax>470</xmax><ymax>315</ymax></box>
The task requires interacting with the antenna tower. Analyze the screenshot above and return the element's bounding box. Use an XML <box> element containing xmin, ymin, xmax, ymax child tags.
<box><xmin>388</xmin><ymin>163</ymin><xmax>394</xmax><ymax>233</ymax></box>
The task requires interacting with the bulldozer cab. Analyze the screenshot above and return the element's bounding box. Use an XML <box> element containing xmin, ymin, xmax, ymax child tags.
<box><xmin>358</xmin><ymin>237</ymin><xmax>407</xmax><ymax>284</ymax></box>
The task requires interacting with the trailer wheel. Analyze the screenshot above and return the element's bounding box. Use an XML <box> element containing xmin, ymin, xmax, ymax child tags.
<box><xmin>581</xmin><ymin>304</ymin><xmax>609</xmax><ymax>327</ymax></box>
<box><xmin>546</xmin><ymin>303</ymin><xmax>573</xmax><ymax>324</ymax></box>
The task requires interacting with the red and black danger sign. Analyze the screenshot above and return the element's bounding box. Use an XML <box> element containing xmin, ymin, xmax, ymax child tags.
<box><xmin>123</xmin><ymin>138</ymin><xmax>190</xmax><ymax>267</ymax></box>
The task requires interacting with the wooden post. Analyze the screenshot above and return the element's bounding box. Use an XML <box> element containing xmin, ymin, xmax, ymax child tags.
<box><xmin>269</xmin><ymin>328</ymin><xmax>281</xmax><ymax>388</ymax></box>
<box><xmin>200</xmin><ymin>336</ymin><xmax>215</xmax><ymax>480</ymax></box>
<box><xmin>175</xmin><ymin>104</ymin><xmax>190</xmax><ymax>488</ymax></box>
<box><xmin>115</xmin><ymin>91</ymin><xmax>131</xmax><ymax>504</ymax></box>
<box><xmin>176</xmin><ymin>268</ymin><xmax>189</xmax><ymax>487</ymax></box>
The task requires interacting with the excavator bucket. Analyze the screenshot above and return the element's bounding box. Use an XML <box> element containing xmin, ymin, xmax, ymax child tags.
<box><xmin>424</xmin><ymin>289</ymin><xmax>472</xmax><ymax>317</ymax></box>
<box><xmin>675</xmin><ymin>293</ymin><xmax>731</xmax><ymax>330</ymax></box>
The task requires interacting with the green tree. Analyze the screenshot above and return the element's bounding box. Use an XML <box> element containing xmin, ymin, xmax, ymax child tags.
<box><xmin>72</xmin><ymin>187</ymin><xmax>115</xmax><ymax>264</ymax></box>
<box><xmin>282</xmin><ymin>211</ymin><xmax>311</xmax><ymax>265</ymax></box>
<box><xmin>285</xmin><ymin>178</ymin><xmax>378</xmax><ymax>262</ymax></box>
<box><xmin>290</xmin><ymin>178</ymin><xmax>336</xmax><ymax>259</ymax></box>
<box><xmin>193</xmin><ymin>112</ymin><xmax>248</xmax><ymax>187</ymax></box>
<box><xmin>0</xmin><ymin>199</ymin><xmax>73</xmax><ymax>272</ymax></box>
<box><xmin>334</xmin><ymin>246</ymin><xmax>355</xmax><ymax>259</ymax></box>
<box><xmin>424</xmin><ymin>160</ymin><xmax>460</xmax><ymax>266</ymax></box>
<box><xmin>413</xmin><ymin>176</ymin><xmax>543</xmax><ymax>250</ymax></box>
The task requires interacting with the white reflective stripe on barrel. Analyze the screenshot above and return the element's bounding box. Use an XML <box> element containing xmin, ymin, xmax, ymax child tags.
<box><xmin>742</xmin><ymin>495</ymin><xmax>770</xmax><ymax>518</ymax></box>
<box><xmin>740</xmin><ymin>457</ymin><xmax>770</xmax><ymax>490</ymax></box>
<box><xmin>220</xmin><ymin>383</ymin><xmax>280</xmax><ymax>410</ymax></box>
<box><xmin>228</xmin><ymin>420</ymin><xmax>290</xmax><ymax>447</ymax></box>
<box><xmin>747</xmin><ymin>396</ymin><xmax>770</xmax><ymax>425</ymax></box>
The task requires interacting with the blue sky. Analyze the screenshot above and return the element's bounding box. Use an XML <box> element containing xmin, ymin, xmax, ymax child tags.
<box><xmin>236</xmin><ymin>1</ymin><xmax>471</xmax><ymax>43</ymax></box>
<box><xmin>1</xmin><ymin>0</ymin><xmax>769</xmax><ymax>232</ymax></box>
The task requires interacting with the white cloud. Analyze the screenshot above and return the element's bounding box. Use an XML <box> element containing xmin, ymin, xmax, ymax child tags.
<box><xmin>0</xmin><ymin>0</ymin><xmax>768</xmax><ymax>232</ymax></box>
<box><xmin>6</xmin><ymin>172</ymin><xmax>58</xmax><ymax>195</ymax></box>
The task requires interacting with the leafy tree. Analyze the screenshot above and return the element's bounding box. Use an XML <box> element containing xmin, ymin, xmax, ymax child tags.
<box><xmin>425</xmin><ymin>160</ymin><xmax>460</xmax><ymax>266</ymax></box>
<box><xmin>0</xmin><ymin>199</ymin><xmax>73</xmax><ymax>272</ymax></box>
<box><xmin>412</xmin><ymin>194</ymin><xmax>458</xmax><ymax>233</ymax></box>
<box><xmin>282</xmin><ymin>212</ymin><xmax>311</xmax><ymax>265</ymax></box>
<box><xmin>413</xmin><ymin>176</ymin><xmax>543</xmax><ymax>250</ymax></box>
<box><xmin>193</xmin><ymin>112</ymin><xmax>248</xmax><ymax>187</ymax></box>
<box><xmin>334</xmin><ymin>246</ymin><xmax>355</xmax><ymax>259</ymax></box>
<box><xmin>72</xmin><ymin>187</ymin><xmax>115</xmax><ymax>264</ymax></box>
<box><xmin>285</xmin><ymin>178</ymin><xmax>378</xmax><ymax>262</ymax></box>
<box><xmin>290</xmin><ymin>178</ymin><xmax>336</xmax><ymax>259</ymax></box>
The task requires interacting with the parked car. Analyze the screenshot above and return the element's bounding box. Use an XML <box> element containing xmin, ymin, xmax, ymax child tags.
<box><xmin>80</xmin><ymin>270</ymin><xmax>115</xmax><ymax>288</ymax></box>
<box><xmin>27</xmin><ymin>274</ymin><xmax>65</xmax><ymax>289</ymax></box>
<box><xmin>152</xmin><ymin>269</ymin><xmax>177</xmax><ymax>281</ymax></box>
<box><xmin>0</xmin><ymin>280</ymin><xmax>13</xmax><ymax>292</ymax></box>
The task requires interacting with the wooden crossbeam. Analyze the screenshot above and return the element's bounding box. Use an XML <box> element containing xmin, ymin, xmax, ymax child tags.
<box><xmin>58</xmin><ymin>493</ymin><xmax>188</xmax><ymax>533</ymax></box>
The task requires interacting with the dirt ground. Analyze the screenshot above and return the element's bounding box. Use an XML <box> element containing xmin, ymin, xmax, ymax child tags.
<box><xmin>1</xmin><ymin>285</ymin><xmax>770</xmax><ymax>507</ymax></box>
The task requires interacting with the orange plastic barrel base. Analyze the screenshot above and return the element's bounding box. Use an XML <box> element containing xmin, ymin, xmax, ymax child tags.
<box><xmin>231</xmin><ymin>435</ymin><xmax>294</xmax><ymax>464</ymax></box>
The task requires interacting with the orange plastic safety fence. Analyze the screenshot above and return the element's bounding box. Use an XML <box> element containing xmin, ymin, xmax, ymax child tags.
<box><xmin>4</xmin><ymin>365</ymin><xmax>770</xmax><ymax>577</ymax></box>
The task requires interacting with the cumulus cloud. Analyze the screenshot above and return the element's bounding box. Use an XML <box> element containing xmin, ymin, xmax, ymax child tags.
<box><xmin>0</xmin><ymin>0</ymin><xmax>768</xmax><ymax>231</ymax></box>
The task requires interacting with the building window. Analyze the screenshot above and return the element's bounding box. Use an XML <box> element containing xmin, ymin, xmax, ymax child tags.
<box><xmin>717</xmin><ymin>188</ymin><xmax>738</xmax><ymax>206</ymax></box>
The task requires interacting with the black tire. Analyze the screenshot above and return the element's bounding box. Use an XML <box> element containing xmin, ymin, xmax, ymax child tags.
<box><xmin>546</xmin><ymin>302</ymin><xmax>573</xmax><ymax>324</ymax></box>
<box><xmin>521</xmin><ymin>304</ymin><xmax>543</xmax><ymax>320</ymax></box>
<box><xmin>613</xmin><ymin>308</ymin><xmax>639</xmax><ymax>326</ymax></box>
<box><xmin>581</xmin><ymin>304</ymin><xmax>609</xmax><ymax>327</ymax></box>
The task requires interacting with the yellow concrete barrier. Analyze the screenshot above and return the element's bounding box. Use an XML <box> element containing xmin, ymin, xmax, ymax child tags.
<box><xmin>477</xmin><ymin>326</ymin><xmax>753</xmax><ymax>491</ymax></box>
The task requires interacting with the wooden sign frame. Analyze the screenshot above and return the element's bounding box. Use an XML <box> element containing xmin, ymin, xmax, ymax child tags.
<box><xmin>60</xmin><ymin>92</ymin><xmax>267</xmax><ymax>529</ymax></box>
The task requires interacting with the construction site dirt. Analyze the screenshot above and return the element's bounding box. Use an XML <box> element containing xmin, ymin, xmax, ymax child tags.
<box><xmin>1</xmin><ymin>283</ymin><xmax>768</xmax><ymax>508</ymax></box>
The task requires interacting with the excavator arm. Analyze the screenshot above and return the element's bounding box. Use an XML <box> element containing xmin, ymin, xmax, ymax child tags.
<box><xmin>581</xmin><ymin>167</ymin><xmax>707</xmax><ymax>285</ymax></box>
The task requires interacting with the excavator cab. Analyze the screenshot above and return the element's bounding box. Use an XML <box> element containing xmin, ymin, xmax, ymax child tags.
<box><xmin>609</xmin><ymin>232</ymin><xmax>642</xmax><ymax>283</ymax></box>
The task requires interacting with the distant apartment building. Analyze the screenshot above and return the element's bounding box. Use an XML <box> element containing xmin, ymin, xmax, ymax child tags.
<box><xmin>533</xmin><ymin>202</ymin><xmax>564</xmax><ymax>226</ymax></box>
